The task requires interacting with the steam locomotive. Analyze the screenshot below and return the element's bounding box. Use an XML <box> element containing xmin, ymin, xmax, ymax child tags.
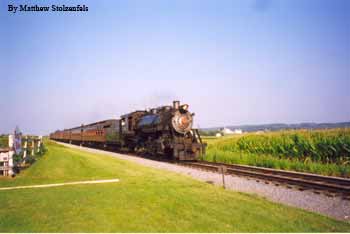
<box><xmin>50</xmin><ymin>101</ymin><xmax>205</xmax><ymax>160</ymax></box>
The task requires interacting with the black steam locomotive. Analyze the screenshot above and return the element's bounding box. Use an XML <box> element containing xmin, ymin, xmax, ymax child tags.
<box><xmin>50</xmin><ymin>101</ymin><xmax>205</xmax><ymax>160</ymax></box>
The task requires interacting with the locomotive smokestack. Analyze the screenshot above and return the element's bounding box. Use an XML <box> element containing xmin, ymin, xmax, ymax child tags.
<box><xmin>173</xmin><ymin>100</ymin><xmax>180</xmax><ymax>110</ymax></box>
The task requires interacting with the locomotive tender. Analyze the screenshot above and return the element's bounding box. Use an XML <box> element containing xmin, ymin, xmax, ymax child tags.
<box><xmin>50</xmin><ymin>101</ymin><xmax>205</xmax><ymax>160</ymax></box>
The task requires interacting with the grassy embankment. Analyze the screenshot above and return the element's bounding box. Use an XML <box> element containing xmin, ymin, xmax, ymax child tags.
<box><xmin>0</xmin><ymin>141</ymin><xmax>349</xmax><ymax>232</ymax></box>
<box><xmin>202</xmin><ymin>128</ymin><xmax>350</xmax><ymax>177</ymax></box>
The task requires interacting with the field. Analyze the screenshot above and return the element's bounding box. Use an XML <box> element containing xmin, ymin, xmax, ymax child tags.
<box><xmin>0</xmin><ymin>135</ymin><xmax>8</xmax><ymax>148</ymax></box>
<box><xmin>202</xmin><ymin>128</ymin><xmax>350</xmax><ymax>177</ymax></box>
<box><xmin>0</xmin><ymin>141</ymin><xmax>349</xmax><ymax>232</ymax></box>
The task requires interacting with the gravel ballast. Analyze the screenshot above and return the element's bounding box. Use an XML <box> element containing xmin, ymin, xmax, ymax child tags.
<box><xmin>58</xmin><ymin>142</ymin><xmax>350</xmax><ymax>222</ymax></box>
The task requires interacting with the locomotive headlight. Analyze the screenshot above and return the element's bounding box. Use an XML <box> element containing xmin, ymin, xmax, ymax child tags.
<box><xmin>172</xmin><ymin>112</ymin><xmax>193</xmax><ymax>134</ymax></box>
<box><xmin>179</xmin><ymin>116</ymin><xmax>190</xmax><ymax>128</ymax></box>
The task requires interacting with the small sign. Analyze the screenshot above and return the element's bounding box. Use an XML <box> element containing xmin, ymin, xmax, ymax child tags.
<box><xmin>14</xmin><ymin>126</ymin><xmax>22</xmax><ymax>154</ymax></box>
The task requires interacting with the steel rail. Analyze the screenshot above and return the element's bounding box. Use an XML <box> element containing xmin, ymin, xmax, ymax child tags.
<box><xmin>178</xmin><ymin>161</ymin><xmax>350</xmax><ymax>197</ymax></box>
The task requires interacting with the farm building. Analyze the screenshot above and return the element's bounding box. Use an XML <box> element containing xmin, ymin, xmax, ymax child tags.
<box><xmin>0</xmin><ymin>147</ymin><xmax>14</xmax><ymax>176</ymax></box>
<box><xmin>0</xmin><ymin>133</ymin><xmax>20</xmax><ymax>176</ymax></box>
<box><xmin>221</xmin><ymin>127</ymin><xmax>243</xmax><ymax>135</ymax></box>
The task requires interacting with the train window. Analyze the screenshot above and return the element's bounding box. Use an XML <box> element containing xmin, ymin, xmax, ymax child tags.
<box><xmin>154</xmin><ymin>116</ymin><xmax>160</xmax><ymax>124</ymax></box>
<box><xmin>103</xmin><ymin>125</ymin><xmax>111</xmax><ymax>129</ymax></box>
<box><xmin>139</xmin><ymin>115</ymin><xmax>160</xmax><ymax>126</ymax></box>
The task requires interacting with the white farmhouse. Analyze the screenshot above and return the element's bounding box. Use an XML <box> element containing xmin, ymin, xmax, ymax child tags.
<box><xmin>221</xmin><ymin>127</ymin><xmax>234</xmax><ymax>134</ymax></box>
<box><xmin>0</xmin><ymin>147</ymin><xmax>14</xmax><ymax>176</ymax></box>
<box><xmin>221</xmin><ymin>127</ymin><xmax>243</xmax><ymax>135</ymax></box>
<box><xmin>0</xmin><ymin>132</ymin><xmax>21</xmax><ymax>176</ymax></box>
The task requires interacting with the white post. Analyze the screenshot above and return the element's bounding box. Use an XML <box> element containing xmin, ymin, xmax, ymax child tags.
<box><xmin>8</xmin><ymin>150</ymin><xmax>14</xmax><ymax>176</ymax></box>
<box><xmin>8</xmin><ymin>135</ymin><xmax>14</xmax><ymax>149</ymax></box>
<box><xmin>31</xmin><ymin>139</ymin><xmax>35</xmax><ymax>156</ymax></box>
<box><xmin>23</xmin><ymin>137</ymin><xmax>27</xmax><ymax>160</ymax></box>
<box><xmin>39</xmin><ymin>136</ymin><xmax>43</xmax><ymax>152</ymax></box>
<box><xmin>37</xmin><ymin>139</ymin><xmax>40</xmax><ymax>153</ymax></box>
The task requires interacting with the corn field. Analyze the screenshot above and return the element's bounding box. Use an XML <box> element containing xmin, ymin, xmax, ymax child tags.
<box><xmin>203</xmin><ymin>128</ymin><xmax>350</xmax><ymax>177</ymax></box>
<box><xmin>210</xmin><ymin>129</ymin><xmax>350</xmax><ymax>164</ymax></box>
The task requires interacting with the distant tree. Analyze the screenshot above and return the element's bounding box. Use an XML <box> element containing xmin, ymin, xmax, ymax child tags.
<box><xmin>198</xmin><ymin>130</ymin><xmax>217</xmax><ymax>136</ymax></box>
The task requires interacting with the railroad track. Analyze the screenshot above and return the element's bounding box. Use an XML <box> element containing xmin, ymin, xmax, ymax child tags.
<box><xmin>178</xmin><ymin>161</ymin><xmax>350</xmax><ymax>199</ymax></box>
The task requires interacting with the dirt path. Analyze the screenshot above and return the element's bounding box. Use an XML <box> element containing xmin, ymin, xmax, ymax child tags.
<box><xmin>0</xmin><ymin>179</ymin><xmax>120</xmax><ymax>191</ymax></box>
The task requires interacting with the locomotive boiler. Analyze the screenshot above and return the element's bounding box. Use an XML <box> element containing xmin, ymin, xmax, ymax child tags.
<box><xmin>50</xmin><ymin>101</ymin><xmax>205</xmax><ymax>160</ymax></box>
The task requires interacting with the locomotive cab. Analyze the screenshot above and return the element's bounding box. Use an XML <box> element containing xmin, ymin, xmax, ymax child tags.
<box><xmin>120</xmin><ymin>111</ymin><xmax>146</xmax><ymax>149</ymax></box>
<box><xmin>120</xmin><ymin>111</ymin><xmax>146</xmax><ymax>135</ymax></box>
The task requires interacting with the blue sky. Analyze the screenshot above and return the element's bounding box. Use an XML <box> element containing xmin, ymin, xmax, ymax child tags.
<box><xmin>0</xmin><ymin>0</ymin><xmax>349</xmax><ymax>135</ymax></box>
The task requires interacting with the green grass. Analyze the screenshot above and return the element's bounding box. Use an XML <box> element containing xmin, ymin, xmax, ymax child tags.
<box><xmin>0</xmin><ymin>141</ymin><xmax>349</xmax><ymax>232</ymax></box>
